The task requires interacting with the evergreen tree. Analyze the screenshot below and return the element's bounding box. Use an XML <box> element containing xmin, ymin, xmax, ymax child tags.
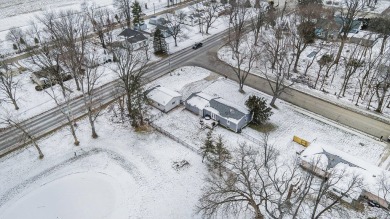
<box><xmin>245</xmin><ymin>95</ymin><xmax>273</xmax><ymax>125</ymax></box>
<box><xmin>229</xmin><ymin>0</ymin><xmax>236</xmax><ymax>7</ymax></box>
<box><xmin>131</xmin><ymin>1</ymin><xmax>144</xmax><ymax>26</ymax></box>
<box><xmin>244</xmin><ymin>0</ymin><xmax>252</xmax><ymax>8</ymax></box>
<box><xmin>200</xmin><ymin>129</ymin><xmax>215</xmax><ymax>163</ymax></box>
<box><xmin>367</xmin><ymin>16</ymin><xmax>390</xmax><ymax>55</ymax></box>
<box><xmin>19</xmin><ymin>37</ymin><xmax>25</xmax><ymax>45</ymax></box>
<box><xmin>153</xmin><ymin>28</ymin><xmax>167</xmax><ymax>54</ymax></box>
<box><xmin>254</xmin><ymin>0</ymin><xmax>261</xmax><ymax>8</ymax></box>
<box><xmin>211</xmin><ymin>135</ymin><xmax>231</xmax><ymax>176</ymax></box>
<box><xmin>298</xmin><ymin>21</ymin><xmax>316</xmax><ymax>44</ymax></box>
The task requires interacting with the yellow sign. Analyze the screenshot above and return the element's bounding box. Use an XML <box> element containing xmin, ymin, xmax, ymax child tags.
<box><xmin>293</xmin><ymin>136</ymin><xmax>310</xmax><ymax>147</ymax></box>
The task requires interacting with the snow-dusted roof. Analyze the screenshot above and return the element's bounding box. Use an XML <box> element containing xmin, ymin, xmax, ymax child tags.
<box><xmin>212</xmin><ymin>98</ymin><xmax>249</xmax><ymax>115</ymax></box>
<box><xmin>147</xmin><ymin>86</ymin><xmax>182</xmax><ymax>106</ymax></box>
<box><xmin>186</xmin><ymin>92</ymin><xmax>216</xmax><ymax>109</ymax></box>
<box><xmin>187</xmin><ymin>96</ymin><xmax>210</xmax><ymax>110</ymax></box>
<box><xmin>196</xmin><ymin>92</ymin><xmax>215</xmax><ymax>101</ymax></box>
<box><xmin>301</xmin><ymin>144</ymin><xmax>390</xmax><ymax>201</ymax></box>
<box><xmin>208</xmin><ymin>98</ymin><xmax>250</xmax><ymax>121</ymax></box>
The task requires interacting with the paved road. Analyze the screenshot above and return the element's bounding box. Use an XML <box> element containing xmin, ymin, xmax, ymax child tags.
<box><xmin>0</xmin><ymin>29</ymin><xmax>227</xmax><ymax>155</ymax></box>
<box><xmin>185</xmin><ymin>42</ymin><xmax>390</xmax><ymax>141</ymax></box>
<box><xmin>1</xmin><ymin>6</ymin><xmax>390</xmax><ymax>156</ymax></box>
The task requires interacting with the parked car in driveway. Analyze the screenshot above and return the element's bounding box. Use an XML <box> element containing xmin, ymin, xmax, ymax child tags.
<box><xmin>192</xmin><ymin>42</ymin><xmax>203</xmax><ymax>49</ymax></box>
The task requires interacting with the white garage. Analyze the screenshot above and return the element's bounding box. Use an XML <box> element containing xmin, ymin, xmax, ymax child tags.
<box><xmin>146</xmin><ymin>86</ymin><xmax>182</xmax><ymax>113</ymax></box>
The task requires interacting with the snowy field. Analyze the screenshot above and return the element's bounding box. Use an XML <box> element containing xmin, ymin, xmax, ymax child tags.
<box><xmin>0</xmin><ymin>66</ymin><xmax>389</xmax><ymax>218</ymax></box>
<box><xmin>0</xmin><ymin>113</ymin><xmax>206</xmax><ymax>219</ymax></box>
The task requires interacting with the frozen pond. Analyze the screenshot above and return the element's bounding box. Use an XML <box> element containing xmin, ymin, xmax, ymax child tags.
<box><xmin>1</xmin><ymin>172</ymin><xmax>122</xmax><ymax>219</ymax></box>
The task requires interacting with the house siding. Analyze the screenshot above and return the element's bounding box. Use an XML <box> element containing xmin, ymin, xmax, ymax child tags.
<box><xmin>164</xmin><ymin>96</ymin><xmax>181</xmax><ymax>112</ymax></box>
<box><xmin>204</xmin><ymin>109</ymin><xmax>238</xmax><ymax>132</ymax></box>
<box><xmin>185</xmin><ymin>102</ymin><xmax>203</xmax><ymax>116</ymax></box>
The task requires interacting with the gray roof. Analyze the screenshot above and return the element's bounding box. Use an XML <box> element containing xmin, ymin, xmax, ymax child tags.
<box><xmin>127</xmin><ymin>33</ymin><xmax>148</xmax><ymax>44</ymax></box>
<box><xmin>118</xmin><ymin>28</ymin><xmax>142</xmax><ymax>38</ymax></box>
<box><xmin>209</xmin><ymin>98</ymin><xmax>250</xmax><ymax>120</ymax></box>
<box><xmin>118</xmin><ymin>28</ymin><xmax>148</xmax><ymax>44</ymax></box>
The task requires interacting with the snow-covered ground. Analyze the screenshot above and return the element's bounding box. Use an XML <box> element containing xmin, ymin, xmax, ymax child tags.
<box><xmin>0</xmin><ymin>66</ymin><xmax>389</xmax><ymax>218</ymax></box>
<box><xmin>0</xmin><ymin>0</ymin><xmax>184</xmax><ymax>58</ymax></box>
<box><xmin>0</xmin><ymin>112</ymin><xmax>206</xmax><ymax>219</ymax></box>
<box><xmin>0</xmin><ymin>8</ymin><xmax>230</xmax><ymax>124</ymax></box>
<box><xmin>218</xmin><ymin>31</ymin><xmax>390</xmax><ymax>119</ymax></box>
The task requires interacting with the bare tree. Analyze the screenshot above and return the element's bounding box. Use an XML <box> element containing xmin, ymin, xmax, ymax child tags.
<box><xmin>354</xmin><ymin>47</ymin><xmax>382</xmax><ymax>106</ymax></box>
<box><xmin>290</xmin><ymin>158</ymin><xmax>364</xmax><ymax>219</ymax></box>
<box><xmin>338</xmin><ymin>44</ymin><xmax>366</xmax><ymax>97</ymax></box>
<box><xmin>27</xmin><ymin>21</ymin><xmax>43</xmax><ymax>45</ymax></box>
<box><xmin>227</xmin><ymin>38</ymin><xmax>257</xmax><ymax>93</ymax></box>
<box><xmin>0</xmin><ymin>63</ymin><xmax>20</xmax><ymax>110</ymax></box>
<box><xmin>114</xmin><ymin>0</ymin><xmax>132</xmax><ymax>28</ymax></box>
<box><xmin>6</xmin><ymin>27</ymin><xmax>26</xmax><ymax>53</ymax></box>
<box><xmin>112</xmin><ymin>43</ymin><xmax>149</xmax><ymax>128</ymax></box>
<box><xmin>37</xmin><ymin>10</ymin><xmax>90</xmax><ymax>91</ymax></box>
<box><xmin>250</xmin><ymin>7</ymin><xmax>265</xmax><ymax>46</ymax></box>
<box><xmin>373</xmin><ymin>174</ymin><xmax>390</xmax><ymax>218</ymax></box>
<box><xmin>334</xmin><ymin>0</ymin><xmax>365</xmax><ymax>63</ymax></box>
<box><xmin>84</xmin><ymin>3</ymin><xmax>114</xmax><ymax>49</ymax></box>
<box><xmin>203</xmin><ymin>1</ymin><xmax>221</xmax><ymax>34</ymax></box>
<box><xmin>197</xmin><ymin>143</ymin><xmax>267</xmax><ymax>219</ymax></box>
<box><xmin>374</xmin><ymin>63</ymin><xmax>390</xmax><ymax>112</ymax></box>
<box><xmin>290</xmin><ymin>14</ymin><xmax>316</xmax><ymax>73</ymax></box>
<box><xmin>197</xmin><ymin>135</ymin><xmax>365</xmax><ymax>219</ymax></box>
<box><xmin>0</xmin><ymin>112</ymin><xmax>44</xmax><ymax>159</ymax></box>
<box><xmin>225</xmin><ymin>5</ymin><xmax>254</xmax><ymax>93</ymax></box>
<box><xmin>260</xmin><ymin>19</ymin><xmax>294</xmax><ymax>107</ymax></box>
<box><xmin>165</xmin><ymin>13</ymin><xmax>185</xmax><ymax>47</ymax></box>
<box><xmin>28</xmin><ymin>42</ymin><xmax>80</xmax><ymax>146</ymax></box>
<box><xmin>78</xmin><ymin>52</ymin><xmax>105</xmax><ymax>138</ymax></box>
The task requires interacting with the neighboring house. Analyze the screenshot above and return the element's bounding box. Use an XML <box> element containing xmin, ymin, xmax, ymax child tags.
<box><xmin>156</xmin><ymin>24</ymin><xmax>174</xmax><ymax>38</ymax></box>
<box><xmin>146</xmin><ymin>85</ymin><xmax>182</xmax><ymax>112</ymax></box>
<box><xmin>315</xmin><ymin>16</ymin><xmax>362</xmax><ymax>40</ymax></box>
<box><xmin>117</xmin><ymin>28</ymin><xmax>150</xmax><ymax>50</ymax></box>
<box><xmin>180</xmin><ymin>15</ymin><xmax>199</xmax><ymax>26</ymax></box>
<box><xmin>185</xmin><ymin>92</ymin><xmax>252</xmax><ymax>132</ymax></box>
<box><xmin>30</xmin><ymin>66</ymin><xmax>71</xmax><ymax>87</ymax></box>
<box><xmin>149</xmin><ymin>16</ymin><xmax>168</xmax><ymax>26</ymax></box>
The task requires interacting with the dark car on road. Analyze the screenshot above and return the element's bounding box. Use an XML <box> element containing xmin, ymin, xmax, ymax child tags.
<box><xmin>192</xmin><ymin>42</ymin><xmax>203</xmax><ymax>49</ymax></box>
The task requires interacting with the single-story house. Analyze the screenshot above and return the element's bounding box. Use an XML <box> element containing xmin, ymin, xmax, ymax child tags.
<box><xmin>185</xmin><ymin>92</ymin><xmax>217</xmax><ymax>116</ymax></box>
<box><xmin>146</xmin><ymin>85</ymin><xmax>182</xmax><ymax>112</ymax></box>
<box><xmin>185</xmin><ymin>92</ymin><xmax>252</xmax><ymax>132</ymax></box>
<box><xmin>117</xmin><ymin>28</ymin><xmax>150</xmax><ymax>50</ymax></box>
<box><xmin>300</xmin><ymin>143</ymin><xmax>390</xmax><ymax>210</ymax></box>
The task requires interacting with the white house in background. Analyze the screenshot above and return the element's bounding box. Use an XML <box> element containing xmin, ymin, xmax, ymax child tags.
<box><xmin>146</xmin><ymin>85</ymin><xmax>182</xmax><ymax>112</ymax></box>
<box><xmin>117</xmin><ymin>28</ymin><xmax>150</xmax><ymax>50</ymax></box>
